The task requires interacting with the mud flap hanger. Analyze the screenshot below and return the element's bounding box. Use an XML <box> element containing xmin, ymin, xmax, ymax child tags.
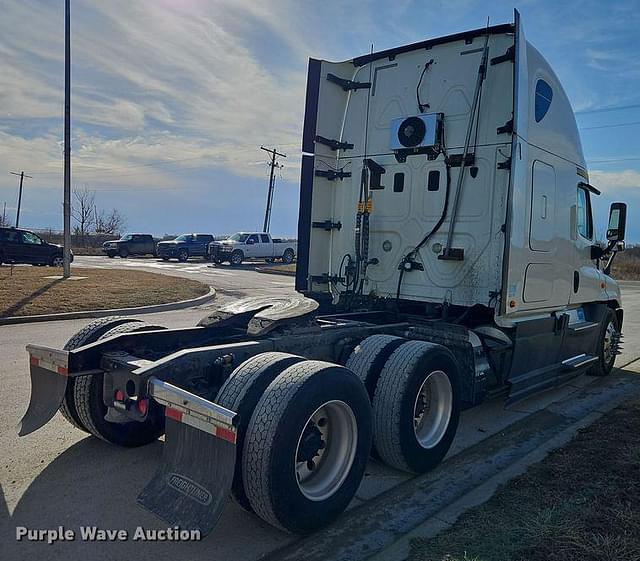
<box><xmin>138</xmin><ymin>378</ymin><xmax>238</xmax><ymax>536</ymax></box>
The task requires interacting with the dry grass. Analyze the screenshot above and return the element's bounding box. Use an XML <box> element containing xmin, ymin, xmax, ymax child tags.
<box><xmin>410</xmin><ymin>397</ymin><xmax>640</xmax><ymax>561</ymax></box>
<box><xmin>0</xmin><ymin>266</ymin><xmax>208</xmax><ymax>317</ymax></box>
<box><xmin>611</xmin><ymin>247</ymin><xmax>640</xmax><ymax>280</ymax></box>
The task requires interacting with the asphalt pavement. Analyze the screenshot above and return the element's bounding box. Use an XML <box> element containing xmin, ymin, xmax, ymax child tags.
<box><xmin>1</xmin><ymin>258</ymin><xmax>639</xmax><ymax>561</ymax></box>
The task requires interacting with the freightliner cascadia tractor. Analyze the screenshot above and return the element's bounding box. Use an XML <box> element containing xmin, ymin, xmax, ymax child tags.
<box><xmin>19</xmin><ymin>11</ymin><xmax>627</xmax><ymax>535</ymax></box>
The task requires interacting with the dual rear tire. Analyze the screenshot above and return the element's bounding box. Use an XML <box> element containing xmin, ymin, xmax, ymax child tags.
<box><xmin>60</xmin><ymin>317</ymin><xmax>166</xmax><ymax>447</ymax></box>
<box><xmin>216</xmin><ymin>354</ymin><xmax>372</xmax><ymax>534</ymax></box>
<box><xmin>346</xmin><ymin>335</ymin><xmax>461</xmax><ymax>473</ymax></box>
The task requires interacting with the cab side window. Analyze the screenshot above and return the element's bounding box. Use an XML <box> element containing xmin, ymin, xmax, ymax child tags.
<box><xmin>576</xmin><ymin>186</ymin><xmax>593</xmax><ymax>240</ymax></box>
<box><xmin>260</xmin><ymin>234</ymin><xmax>270</xmax><ymax>243</ymax></box>
<box><xmin>22</xmin><ymin>232</ymin><xmax>43</xmax><ymax>245</ymax></box>
<box><xmin>248</xmin><ymin>234</ymin><xmax>259</xmax><ymax>243</ymax></box>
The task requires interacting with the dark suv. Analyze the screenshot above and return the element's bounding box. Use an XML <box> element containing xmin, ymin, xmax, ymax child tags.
<box><xmin>0</xmin><ymin>227</ymin><xmax>73</xmax><ymax>267</ymax></box>
<box><xmin>102</xmin><ymin>233</ymin><xmax>156</xmax><ymax>258</ymax></box>
<box><xmin>156</xmin><ymin>233</ymin><xmax>214</xmax><ymax>262</ymax></box>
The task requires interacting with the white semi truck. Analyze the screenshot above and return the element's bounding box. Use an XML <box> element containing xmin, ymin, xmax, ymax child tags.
<box><xmin>19</xmin><ymin>11</ymin><xmax>627</xmax><ymax>536</ymax></box>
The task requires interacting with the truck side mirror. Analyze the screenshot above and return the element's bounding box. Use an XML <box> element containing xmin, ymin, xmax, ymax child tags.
<box><xmin>607</xmin><ymin>202</ymin><xmax>627</xmax><ymax>242</ymax></box>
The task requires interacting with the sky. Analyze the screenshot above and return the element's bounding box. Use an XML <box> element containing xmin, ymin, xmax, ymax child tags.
<box><xmin>0</xmin><ymin>0</ymin><xmax>638</xmax><ymax>240</ymax></box>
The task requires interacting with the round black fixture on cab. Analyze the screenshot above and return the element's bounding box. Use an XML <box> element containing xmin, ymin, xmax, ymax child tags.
<box><xmin>397</xmin><ymin>117</ymin><xmax>426</xmax><ymax>148</ymax></box>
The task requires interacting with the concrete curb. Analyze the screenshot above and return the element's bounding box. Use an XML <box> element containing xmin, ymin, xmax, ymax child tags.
<box><xmin>0</xmin><ymin>287</ymin><xmax>216</xmax><ymax>325</ymax></box>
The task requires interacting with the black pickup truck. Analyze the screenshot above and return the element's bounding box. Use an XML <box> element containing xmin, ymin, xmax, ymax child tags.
<box><xmin>102</xmin><ymin>234</ymin><xmax>157</xmax><ymax>258</ymax></box>
<box><xmin>0</xmin><ymin>227</ymin><xmax>72</xmax><ymax>267</ymax></box>
<box><xmin>156</xmin><ymin>233</ymin><xmax>214</xmax><ymax>262</ymax></box>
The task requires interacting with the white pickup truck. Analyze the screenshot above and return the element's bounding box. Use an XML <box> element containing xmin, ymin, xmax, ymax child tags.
<box><xmin>209</xmin><ymin>232</ymin><xmax>297</xmax><ymax>266</ymax></box>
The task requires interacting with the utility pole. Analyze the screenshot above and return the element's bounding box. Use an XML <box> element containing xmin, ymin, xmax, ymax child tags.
<box><xmin>9</xmin><ymin>171</ymin><xmax>32</xmax><ymax>227</ymax></box>
<box><xmin>63</xmin><ymin>0</ymin><xmax>72</xmax><ymax>278</ymax></box>
<box><xmin>2</xmin><ymin>202</ymin><xmax>6</xmax><ymax>227</ymax></box>
<box><xmin>260</xmin><ymin>146</ymin><xmax>286</xmax><ymax>233</ymax></box>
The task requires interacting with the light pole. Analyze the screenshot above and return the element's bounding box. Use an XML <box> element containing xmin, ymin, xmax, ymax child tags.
<box><xmin>63</xmin><ymin>0</ymin><xmax>71</xmax><ymax>278</ymax></box>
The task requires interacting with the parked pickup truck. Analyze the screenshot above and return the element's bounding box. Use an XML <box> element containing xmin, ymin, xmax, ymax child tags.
<box><xmin>102</xmin><ymin>233</ymin><xmax>156</xmax><ymax>258</ymax></box>
<box><xmin>156</xmin><ymin>233</ymin><xmax>215</xmax><ymax>262</ymax></box>
<box><xmin>209</xmin><ymin>232</ymin><xmax>297</xmax><ymax>265</ymax></box>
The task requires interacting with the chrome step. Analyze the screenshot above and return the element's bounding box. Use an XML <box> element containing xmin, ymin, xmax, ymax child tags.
<box><xmin>561</xmin><ymin>353</ymin><xmax>598</xmax><ymax>370</ymax></box>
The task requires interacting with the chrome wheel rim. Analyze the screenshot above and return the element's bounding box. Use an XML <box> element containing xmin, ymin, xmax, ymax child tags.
<box><xmin>603</xmin><ymin>320</ymin><xmax>617</xmax><ymax>364</ymax></box>
<box><xmin>231</xmin><ymin>253</ymin><xmax>241</xmax><ymax>264</ymax></box>
<box><xmin>295</xmin><ymin>400</ymin><xmax>358</xmax><ymax>502</ymax></box>
<box><xmin>413</xmin><ymin>370</ymin><xmax>453</xmax><ymax>449</ymax></box>
<box><xmin>52</xmin><ymin>256</ymin><xmax>64</xmax><ymax>267</ymax></box>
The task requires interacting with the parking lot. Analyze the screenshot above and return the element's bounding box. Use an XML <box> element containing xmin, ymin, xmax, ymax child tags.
<box><xmin>2</xmin><ymin>260</ymin><xmax>640</xmax><ymax>561</ymax></box>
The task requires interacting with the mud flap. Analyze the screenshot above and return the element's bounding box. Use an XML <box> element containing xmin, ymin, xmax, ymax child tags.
<box><xmin>138</xmin><ymin>378</ymin><xmax>238</xmax><ymax>535</ymax></box>
<box><xmin>18</xmin><ymin>346</ymin><xmax>71</xmax><ymax>436</ymax></box>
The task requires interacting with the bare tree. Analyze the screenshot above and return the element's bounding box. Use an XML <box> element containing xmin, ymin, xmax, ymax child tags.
<box><xmin>0</xmin><ymin>204</ymin><xmax>10</xmax><ymax>227</ymax></box>
<box><xmin>96</xmin><ymin>208</ymin><xmax>126</xmax><ymax>236</ymax></box>
<box><xmin>72</xmin><ymin>186</ymin><xmax>96</xmax><ymax>246</ymax></box>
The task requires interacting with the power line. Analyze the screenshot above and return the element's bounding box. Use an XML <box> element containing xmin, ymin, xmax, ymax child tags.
<box><xmin>29</xmin><ymin>147</ymin><xmax>281</xmax><ymax>178</ymax></box>
<box><xmin>575</xmin><ymin>102</ymin><xmax>640</xmax><ymax>115</ymax></box>
<box><xmin>9</xmin><ymin>171</ymin><xmax>32</xmax><ymax>227</ymax></box>
<box><xmin>580</xmin><ymin>120</ymin><xmax>640</xmax><ymax>131</ymax></box>
<box><xmin>587</xmin><ymin>156</ymin><xmax>640</xmax><ymax>164</ymax></box>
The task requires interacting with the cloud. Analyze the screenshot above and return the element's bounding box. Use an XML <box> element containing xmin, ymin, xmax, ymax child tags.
<box><xmin>590</xmin><ymin>169</ymin><xmax>640</xmax><ymax>195</ymax></box>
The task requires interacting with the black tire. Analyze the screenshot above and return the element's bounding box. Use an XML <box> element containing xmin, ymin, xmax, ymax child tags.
<box><xmin>230</xmin><ymin>250</ymin><xmax>243</xmax><ymax>266</ymax></box>
<box><xmin>60</xmin><ymin>317</ymin><xmax>145</xmax><ymax>432</ymax></box>
<box><xmin>589</xmin><ymin>308</ymin><xmax>621</xmax><ymax>377</ymax></box>
<box><xmin>243</xmin><ymin>361</ymin><xmax>372</xmax><ymax>534</ymax></box>
<box><xmin>265</xmin><ymin>258</ymin><xmax>275</xmax><ymax>264</ymax></box>
<box><xmin>106</xmin><ymin>252</ymin><xmax>116</xmax><ymax>258</ymax></box>
<box><xmin>372</xmin><ymin>340</ymin><xmax>461</xmax><ymax>473</ymax></box>
<box><xmin>282</xmin><ymin>249</ymin><xmax>295</xmax><ymax>264</ymax></box>
<box><xmin>161</xmin><ymin>256</ymin><xmax>169</xmax><ymax>261</ymax></box>
<box><xmin>118</xmin><ymin>247</ymin><xmax>129</xmax><ymax>258</ymax></box>
<box><xmin>177</xmin><ymin>248</ymin><xmax>189</xmax><ymax>262</ymax></box>
<box><xmin>73</xmin><ymin>322</ymin><xmax>167</xmax><ymax>446</ymax></box>
<box><xmin>213</xmin><ymin>258</ymin><xmax>223</xmax><ymax>264</ymax></box>
<box><xmin>216</xmin><ymin>352</ymin><xmax>305</xmax><ymax>512</ymax></box>
<box><xmin>345</xmin><ymin>334</ymin><xmax>406</xmax><ymax>399</ymax></box>
<box><xmin>50</xmin><ymin>255</ymin><xmax>64</xmax><ymax>267</ymax></box>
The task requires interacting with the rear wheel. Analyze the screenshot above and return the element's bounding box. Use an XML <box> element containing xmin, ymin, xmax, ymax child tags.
<box><xmin>60</xmin><ymin>317</ymin><xmax>145</xmax><ymax>431</ymax></box>
<box><xmin>345</xmin><ymin>334</ymin><xmax>406</xmax><ymax>399</ymax></box>
<box><xmin>215</xmin><ymin>352</ymin><xmax>305</xmax><ymax>511</ymax></box>
<box><xmin>589</xmin><ymin>309</ymin><xmax>621</xmax><ymax>377</ymax></box>
<box><xmin>372</xmin><ymin>341</ymin><xmax>460</xmax><ymax>473</ymax></box>
<box><xmin>243</xmin><ymin>361</ymin><xmax>372</xmax><ymax>533</ymax></box>
<box><xmin>73</xmin><ymin>321</ymin><xmax>167</xmax><ymax>446</ymax></box>
<box><xmin>282</xmin><ymin>249</ymin><xmax>295</xmax><ymax>264</ymax></box>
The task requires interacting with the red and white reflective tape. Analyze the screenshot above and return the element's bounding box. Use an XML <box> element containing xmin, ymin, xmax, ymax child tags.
<box><xmin>165</xmin><ymin>406</ymin><xmax>237</xmax><ymax>444</ymax></box>
<box><xmin>30</xmin><ymin>355</ymin><xmax>68</xmax><ymax>376</ymax></box>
